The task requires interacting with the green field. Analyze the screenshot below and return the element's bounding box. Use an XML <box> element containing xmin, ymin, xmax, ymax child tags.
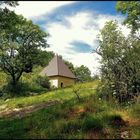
<box><xmin>0</xmin><ymin>81</ymin><xmax>140</xmax><ymax>139</ymax></box>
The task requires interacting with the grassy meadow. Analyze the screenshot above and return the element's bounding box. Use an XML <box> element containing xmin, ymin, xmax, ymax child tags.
<box><xmin>0</xmin><ymin>78</ymin><xmax>140</xmax><ymax>139</ymax></box>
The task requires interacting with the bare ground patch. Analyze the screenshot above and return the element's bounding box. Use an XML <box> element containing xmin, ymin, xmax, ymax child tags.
<box><xmin>0</xmin><ymin>100</ymin><xmax>59</xmax><ymax>119</ymax></box>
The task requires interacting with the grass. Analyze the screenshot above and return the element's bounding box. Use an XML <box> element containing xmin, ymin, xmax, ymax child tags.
<box><xmin>0</xmin><ymin>80</ymin><xmax>99</xmax><ymax>111</ymax></box>
<box><xmin>0</xmin><ymin>80</ymin><xmax>139</xmax><ymax>139</ymax></box>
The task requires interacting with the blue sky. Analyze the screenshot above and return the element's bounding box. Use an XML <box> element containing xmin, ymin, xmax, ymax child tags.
<box><xmin>9</xmin><ymin>1</ymin><xmax>129</xmax><ymax>75</ymax></box>
<box><xmin>33</xmin><ymin>1</ymin><xmax>118</xmax><ymax>26</ymax></box>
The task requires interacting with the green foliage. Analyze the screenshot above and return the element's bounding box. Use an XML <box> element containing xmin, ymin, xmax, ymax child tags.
<box><xmin>0</xmin><ymin>83</ymin><xmax>139</xmax><ymax>139</ymax></box>
<box><xmin>36</xmin><ymin>50</ymin><xmax>54</xmax><ymax>67</ymax></box>
<box><xmin>0</xmin><ymin>66</ymin><xmax>49</xmax><ymax>98</ymax></box>
<box><xmin>97</xmin><ymin>20</ymin><xmax>140</xmax><ymax>103</ymax></box>
<box><xmin>0</xmin><ymin>81</ymin><xmax>97</xmax><ymax>112</ymax></box>
<box><xmin>0</xmin><ymin>118</ymin><xmax>26</xmax><ymax>139</ymax></box>
<box><xmin>74</xmin><ymin>65</ymin><xmax>92</xmax><ymax>83</ymax></box>
<box><xmin>0</xmin><ymin>71</ymin><xmax>7</xmax><ymax>88</ymax></box>
<box><xmin>64</xmin><ymin>59</ymin><xmax>93</xmax><ymax>83</ymax></box>
<box><xmin>0</xmin><ymin>3</ymin><xmax>49</xmax><ymax>94</ymax></box>
<box><xmin>0</xmin><ymin>1</ymin><xmax>18</xmax><ymax>7</ymax></box>
<box><xmin>35</xmin><ymin>76</ymin><xmax>50</xmax><ymax>89</ymax></box>
<box><xmin>64</xmin><ymin>60</ymin><xmax>75</xmax><ymax>74</ymax></box>
<box><xmin>116</xmin><ymin>1</ymin><xmax>140</xmax><ymax>33</ymax></box>
<box><xmin>96</xmin><ymin>1</ymin><xmax>140</xmax><ymax>104</ymax></box>
<box><xmin>82</xmin><ymin>114</ymin><xmax>103</xmax><ymax>131</ymax></box>
<box><xmin>2</xmin><ymin>81</ymin><xmax>30</xmax><ymax>97</ymax></box>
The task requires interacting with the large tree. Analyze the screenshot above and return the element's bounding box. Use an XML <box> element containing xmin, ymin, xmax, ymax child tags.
<box><xmin>0</xmin><ymin>2</ymin><xmax>49</xmax><ymax>87</ymax></box>
<box><xmin>97</xmin><ymin>1</ymin><xmax>140</xmax><ymax>103</ymax></box>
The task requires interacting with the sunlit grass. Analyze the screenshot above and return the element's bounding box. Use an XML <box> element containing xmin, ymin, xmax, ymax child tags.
<box><xmin>0</xmin><ymin>81</ymin><xmax>98</xmax><ymax>111</ymax></box>
<box><xmin>0</xmin><ymin>79</ymin><xmax>139</xmax><ymax>139</ymax></box>
<box><xmin>0</xmin><ymin>93</ymin><xmax>139</xmax><ymax>139</ymax></box>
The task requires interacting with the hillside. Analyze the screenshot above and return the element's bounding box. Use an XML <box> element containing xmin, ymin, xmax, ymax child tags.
<box><xmin>0</xmin><ymin>81</ymin><xmax>140</xmax><ymax>139</ymax></box>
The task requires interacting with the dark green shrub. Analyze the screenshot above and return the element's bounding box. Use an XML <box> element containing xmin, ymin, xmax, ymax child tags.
<box><xmin>2</xmin><ymin>81</ymin><xmax>30</xmax><ymax>97</ymax></box>
<box><xmin>82</xmin><ymin>115</ymin><xmax>103</xmax><ymax>131</ymax></box>
<box><xmin>36</xmin><ymin>76</ymin><xmax>50</xmax><ymax>89</ymax></box>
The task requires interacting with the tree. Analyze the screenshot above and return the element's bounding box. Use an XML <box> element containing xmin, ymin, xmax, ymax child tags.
<box><xmin>63</xmin><ymin>57</ymin><xmax>92</xmax><ymax>83</ymax></box>
<box><xmin>98</xmin><ymin>21</ymin><xmax>128</xmax><ymax>101</ymax></box>
<box><xmin>0</xmin><ymin>1</ymin><xmax>18</xmax><ymax>7</ymax></box>
<box><xmin>74</xmin><ymin>65</ymin><xmax>92</xmax><ymax>83</ymax></box>
<box><xmin>36</xmin><ymin>75</ymin><xmax>51</xmax><ymax>89</ymax></box>
<box><xmin>116</xmin><ymin>1</ymin><xmax>140</xmax><ymax>34</ymax></box>
<box><xmin>94</xmin><ymin>1</ymin><xmax>140</xmax><ymax>103</ymax></box>
<box><xmin>97</xmin><ymin>20</ymin><xmax>140</xmax><ymax>102</ymax></box>
<box><xmin>116</xmin><ymin>1</ymin><xmax>140</xmax><ymax>101</ymax></box>
<box><xmin>0</xmin><ymin>4</ymin><xmax>48</xmax><ymax>88</ymax></box>
<box><xmin>36</xmin><ymin>50</ymin><xmax>54</xmax><ymax>67</ymax></box>
<box><xmin>64</xmin><ymin>60</ymin><xmax>75</xmax><ymax>74</ymax></box>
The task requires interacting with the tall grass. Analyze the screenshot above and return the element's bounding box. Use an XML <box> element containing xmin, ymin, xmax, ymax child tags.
<box><xmin>0</xmin><ymin>71</ymin><xmax>139</xmax><ymax>139</ymax></box>
<box><xmin>0</xmin><ymin>92</ymin><xmax>139</xmax><ymax>139</ymax></box>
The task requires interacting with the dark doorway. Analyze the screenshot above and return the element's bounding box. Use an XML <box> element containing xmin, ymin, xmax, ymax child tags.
<box><xmin>61</xmin><ymin>82</ymin><xmax>63</xmax><ymax>88</ymax></box>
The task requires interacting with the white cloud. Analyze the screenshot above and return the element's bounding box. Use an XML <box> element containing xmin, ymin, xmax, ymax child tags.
<box><xmin>44</xmin><ymin>12</ymin><xmax>127</xmax><ymax>75</ymax></box>
<box><xmin>66</xmin><ymin>52</ymin><xmax>101</xmax><ymax>75</ymax></box>
<box><xmin>7</xmin><ymin>1</ymin><xmax>74</xmax><ymax>19</ymax></box>
<box><xmin>8</xmin><ymin>2</ymin><xmax>130</xmax><ymax>75</ymax></box>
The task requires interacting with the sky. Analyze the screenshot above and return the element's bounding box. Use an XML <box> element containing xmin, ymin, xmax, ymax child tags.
<box><xmin>8</xmin><ymin>1</ymin><xmax>130</xmax><ymax>75</ymax></box>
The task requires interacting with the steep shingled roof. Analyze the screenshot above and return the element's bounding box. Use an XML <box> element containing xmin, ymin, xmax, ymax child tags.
<box><xmin>40</xmin><ymin>55</ymin><xmax>76</xmax><ymax>79</ymax></box>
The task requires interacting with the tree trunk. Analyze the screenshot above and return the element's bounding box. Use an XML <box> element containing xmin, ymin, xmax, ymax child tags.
<box><xmin>16</xmin><ymin>70</ymin><xmax>23</xmax><ymax>83</ymax></box>
<box><xmin>11</xmin><ymin>70</ymin><xmax>23</xmax><ymax>86</ymax></box>
<box><xmin>11</xmin><ymin>74</ymin><xmax>17</xmax><ymax>86</ymax></box>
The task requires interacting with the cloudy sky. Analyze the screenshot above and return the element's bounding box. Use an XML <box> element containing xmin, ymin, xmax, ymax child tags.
<box><xmin>9</xmin><ymin>1</ymin><xmax>129</xmax><ymax>75</ymax></box>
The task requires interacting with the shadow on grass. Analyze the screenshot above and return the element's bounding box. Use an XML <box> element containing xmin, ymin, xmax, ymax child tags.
<box><xmin>0</xmin><ymin>81</ymin><xmax>49</xmax><ymax>99</ymax></box>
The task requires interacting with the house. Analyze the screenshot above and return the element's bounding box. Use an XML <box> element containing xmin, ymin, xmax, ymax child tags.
<box><xmin>40</xmin><ymin>54</ymin><xmax>76</xmax><ymax>88</ymax></box>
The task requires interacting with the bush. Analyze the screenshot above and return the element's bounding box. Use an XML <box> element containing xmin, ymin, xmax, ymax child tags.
<box><xmin>36</xmin><ymin>76</ymin><xmax>50</xmax><ymax>89</ymax></box>
<box><xmin>2</xmin><ymin>81</ymin><xmax>30</xmax><ymax>97</ymax></box>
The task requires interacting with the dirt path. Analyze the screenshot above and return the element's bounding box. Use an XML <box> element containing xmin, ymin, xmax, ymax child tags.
<box><xmin>0</xmin><ymin>100</ymin><xmax>59</xmax><ymax>119</ymax></box>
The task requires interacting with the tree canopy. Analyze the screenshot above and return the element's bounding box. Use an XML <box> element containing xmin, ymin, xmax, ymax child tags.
<box><xmin>116</xmin><ymin>1</ymin><xmax>140</xmax><ymax>33</ymax></box>
<box><xmin>36</xmin><ymin>50</ymin><xmax>54</xmax><ymax>67</ymax></box>
<box><xmin>64</xmin><ymin>60</ymin><xmax>92</xmax><ymax>83</ymax></box>
<box><xmin>97</xmin><ymin>1</ymin><xmax>140</xmax><ymax>103</ymax></box>
<box><xmin>0</xmin><ymin>2</ymin><xmax>49</xmax><ymax>89</ymax></box>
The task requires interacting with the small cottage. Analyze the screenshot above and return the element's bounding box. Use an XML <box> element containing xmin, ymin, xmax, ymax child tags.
<box><xmin>40</xmin><ymin>55</ymin><xmax>76</xmax><ymax>88</ymax></box>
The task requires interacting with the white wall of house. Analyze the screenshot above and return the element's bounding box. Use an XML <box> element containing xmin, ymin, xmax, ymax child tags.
<box><xmin>50</xmin><ymin>79</ymin><xmax>58</xmax><ymax>88</ymax></box>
